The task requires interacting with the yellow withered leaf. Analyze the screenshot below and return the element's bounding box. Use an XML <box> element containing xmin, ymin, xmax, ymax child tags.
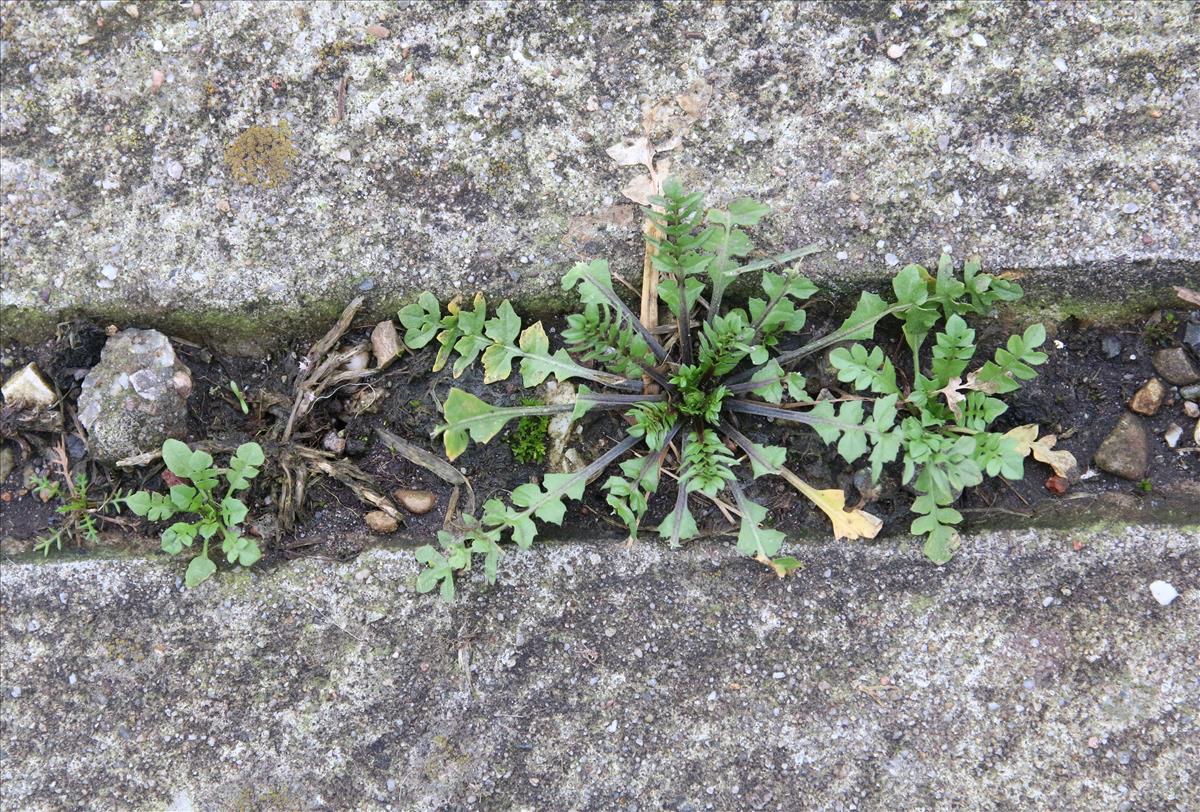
<box><xmin>1031</xmin><ymin>434</ymin><xmax>1079</xmax><ymax>479</ymax></box>
<box><xmin>781</xmin><ymin>468</ymin><xmax>882</xmax><ymax>540</ymax></box>
<box><xmin>1003</xmin><ymin>424</ymin><xmax>1039</xmax><ymax>457</ymax></box>
<box><xmin>1004</xmin><ymin>424</ymin><xmax>1078</xmax><ymax>478</ymax></box>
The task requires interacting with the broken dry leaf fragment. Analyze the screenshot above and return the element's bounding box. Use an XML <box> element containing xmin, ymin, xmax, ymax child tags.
<box><xmin>1003</xmin><ymin>424</ymin><xmax>1039</xmax><ymax>457</ymax></box>
<box><xmin>1004</xmin><ymin>424</ymin><xmax>1078</xmax><ymax>479</ymax></box>
<box><xmin>605</xmin><ymin>136</ymin><xmax>653</xmax><ymax>168</ymax></box>
<box><xmin>1031</xmin><ymin>434</ymin><xmax>1079</xmax><ymax>480</ymax></box>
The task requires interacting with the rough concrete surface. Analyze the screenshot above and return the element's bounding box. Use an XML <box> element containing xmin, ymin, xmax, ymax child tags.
<box><xmin>2</xmin><ymin>525</ymin><xmax>1197</xmax><ymax>810</ymax></box>
<box><xmin>2</xmin><ymin>1</ymin><xmax>1198</xmax><ymax>348</ymax></box>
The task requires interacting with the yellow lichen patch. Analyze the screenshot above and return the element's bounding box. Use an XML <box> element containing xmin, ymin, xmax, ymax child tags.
<box><xmin>224</xmin><ymin>123</ymin><xmax>298</xmax><ymax>188</ymax></box>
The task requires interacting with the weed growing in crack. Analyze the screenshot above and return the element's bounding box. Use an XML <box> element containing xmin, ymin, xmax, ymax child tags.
<box><xmin>125</xmin><ymin>439</ymin><xmax>264</xmax><ymax>587</ymax></box>
<box><xmin>399</xmin><ymin>179</ymin><xmax>1046</xmax><ymax>599</ymax></box>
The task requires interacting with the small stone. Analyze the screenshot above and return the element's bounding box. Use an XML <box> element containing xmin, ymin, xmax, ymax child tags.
<box><xmin>969</xmin><ymin>32</ymin><xmax>987</xmax><ymax>48</ymax></box>
<box><xmin>1102</xmin><ymin>336</ymin><xmax>1121</xmax><ymax>359</ymax></box>
<box><xmin>371</xmin><ymin>321</ymin><xmax>400</xmax><ymax>370</ymax></box>
<box><xmin>1121</xmin><ymin>202</ymin><xmax>1140</xmax><ymax>214</ymax></box>
<box><xmin>1128</xmin><ymin>378</ymin><xmax>1165</xmax><ymax>416</ymax></box>
<box><xmin>1053</xmin><ymin>57</ymin><xmax>1068</xmax><ymax>73</ymax></box>
<box><xmin>166</xmin><ymin>160</ymin><xmax>183</xmax><ymax>180</ymax></box>
<box><xmin>2</xmin><ymin>363</ymin><xmax>55</xmax><ymax>408</ymax></box>
<box><xmin>0</xmin><ymin>447</ymin><xmax>13</xmax><ymax>483</ymax></box>
<box><xmin>9</xmin><ymin>687</ymin><xmax>19</xmax><ymax>698</ymax></box>
<box><xmin>322</xmin><ymin>430</ymin><xmax>346</xmax><ymax>456</ymax></box>
<box><xmin>1023</xmin><ymin>678</ymin><xmax>1036</xmax><ymax>691</ymax></box>
<box><xmin>1180</xmin><ymin>383</ymin><xmax>1200</xmax><ymax>401</ymax></box>
<box><xmin>884</xmin><ymin>252</ymin><xmax>899</xmax><ymax>267</ymax></box>
<box><xmin>1151</xmin><ymin>347</ymin><xmax>1199</xmax><ymax>385</ymax></box>
<box><xmin>1149</xmin><ymin>580</ymin><xmax>1178</xmax><ymax>606</ymax></box>
<box><xmin>1183</xmin><ymin>322</ymin><xmax>1200</xmax><ymax>354</ymax></box>
<box><xmin>344</xmin><ymin>350</ymin><xmax>370</xmax><ymax>372</ymax></box>
<box><xmin>886</xmin><ymin>43</ymin><xmax>908</xmax><ymax>60</ymax></box>
<box><xmin>366</xmin><ymin>24</ymin><xmax>390</xmax><ymax>39</ymax></box>
<box><xmin>605</xmin><ymin>720</ymin><xmax>618</xmax><ymax>733</ymax></box>
<box><xmin>1093</xmin><ymin>413</ymin><xmax>1149</xmax><ymax>481</ymax></box>
<box><xmin>77</xmin><ymin>330</ymin><xmax>191</xmax><ymax>464</ymax></box>
<box><xmin>1184</xmin><ymin>401</ymin><xmax>1199</xmax><ymax>418</ymax></box>
<box><xmin>1163</xmin><ymin>424</ymin><xmax>1183</xmax><ymax>448</ymax></box>
<box><xmin>151</xmin><ymin>69</ymin><xmax>164</xmax><ymax>93</ymax></box>
<box><xmin>1042</xmin><ymin>596</ymin><xmax>1054</xmax><ymax>608</ymax></box>
<box><xmin>394</xmin><ymin>488</ymin><xmax>436</xmax><ymax>515</ymax></box>
<box><xmin>364</xmin><ymin>511</ymin><xmax>398</xmax><ymax>533</ymax></box>
<box><xmin>936</xmin><ymin>133</ymin><xmax>950</xmax><ymax>151</ymax></box>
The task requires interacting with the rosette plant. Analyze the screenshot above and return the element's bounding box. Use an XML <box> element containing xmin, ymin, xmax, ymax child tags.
<box><xmin>399</xmin><ymin>179</ymin><xmax>1044</xmax><ymax>599</ymax></box>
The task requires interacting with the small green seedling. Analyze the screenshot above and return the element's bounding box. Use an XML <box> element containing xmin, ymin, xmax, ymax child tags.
<box><xmin>126</xmin><ymin>439</ymin><xmax>265</xmax><ymax>586</ymax></box>
<box><xmin>229</xmin><ymin>381</ymin><xmax>250</xmax><ymax>414</ymax></box>
<box><xmin>30</xmin><ymin>472</ymin><xmax>127</xmax><ymax>556</ymax></box>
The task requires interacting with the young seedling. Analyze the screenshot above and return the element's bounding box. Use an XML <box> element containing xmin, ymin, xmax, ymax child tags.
<box><xmin>399</xmin><ymin>178</ymin><xmax>1046</xmax><ymax>598</ymax></box>
<box><xmin>30</xmin><ymin>441</ymin><xmax>131</xmax><ymax>558</ymax></box>
<box><xmin>229</xmin><ymin>380</ymin><xmax>250</xmax><ymax>414</ymax></box>
<box><xmin>125</xmin><ymin>439</ymin><xmax>265</xmax><ymax>586</ymax></box>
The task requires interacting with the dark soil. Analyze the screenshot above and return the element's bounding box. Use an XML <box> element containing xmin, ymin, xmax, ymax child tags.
<box><xmin>3</xmin><ymin>305</ymin><xmax>1198</xmax><ymax>569</ymax></box>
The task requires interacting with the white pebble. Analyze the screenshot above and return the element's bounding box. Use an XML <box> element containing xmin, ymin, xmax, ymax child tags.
<box><xmin>166</xmin><ymin>160</ymin><xmax>183</xmax><ymax>180</ymax></box>
<box><xmin>606</xmin><ymin>720</ymin><xmax>618</xmax><ymax>733</ymax></box>
<box><xmin>1122</xmin><ymin>203</ymin><xmax>1140</xmax><ymax>214</ymax></box>
<box><xmin>969</xmin><ymin>32</ymin><xmax>987</xmax><ymax>48</ymax></box>
<box><xmin>884</xmin><ymin>253</ymin><xmax>899</xmax><ymax>267</ymax></box>
<box><xmin>1053</xmin><ymin>57</ymin><xmax>1068</xmax><ymax>73</ymax></box>
<box><xmin>1150</xmin><ymin>580</ymin><xmax>1179</xmax><ymax>606</ymax></box>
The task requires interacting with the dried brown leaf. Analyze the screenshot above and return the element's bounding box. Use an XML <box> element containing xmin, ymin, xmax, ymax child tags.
<box><xmin>606</xmin><ymin>136</ymin><xmax>652</xmax><ymax>168</ymax></box>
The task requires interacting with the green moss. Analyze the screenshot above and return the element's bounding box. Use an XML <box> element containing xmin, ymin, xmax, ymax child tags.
<box><xmin>508</xmin><ymin>397</ymin><xmax>549</xmax><ymax>464</ymax></box>
<box><xmin>224</xmin><ymin>123</ymin><xmax>298</xmax><ymax>188</ymax></box>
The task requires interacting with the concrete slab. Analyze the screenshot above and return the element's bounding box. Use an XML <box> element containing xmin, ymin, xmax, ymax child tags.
<box><xmin>2</xmin><ymin>524</ymin><xmax>1197</xmax><ymax>810</ymax></box>
<box><xmin>2</xmin><ymin>2</ymin><xmax>1198</xmax><ymax>348</ymax></box>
